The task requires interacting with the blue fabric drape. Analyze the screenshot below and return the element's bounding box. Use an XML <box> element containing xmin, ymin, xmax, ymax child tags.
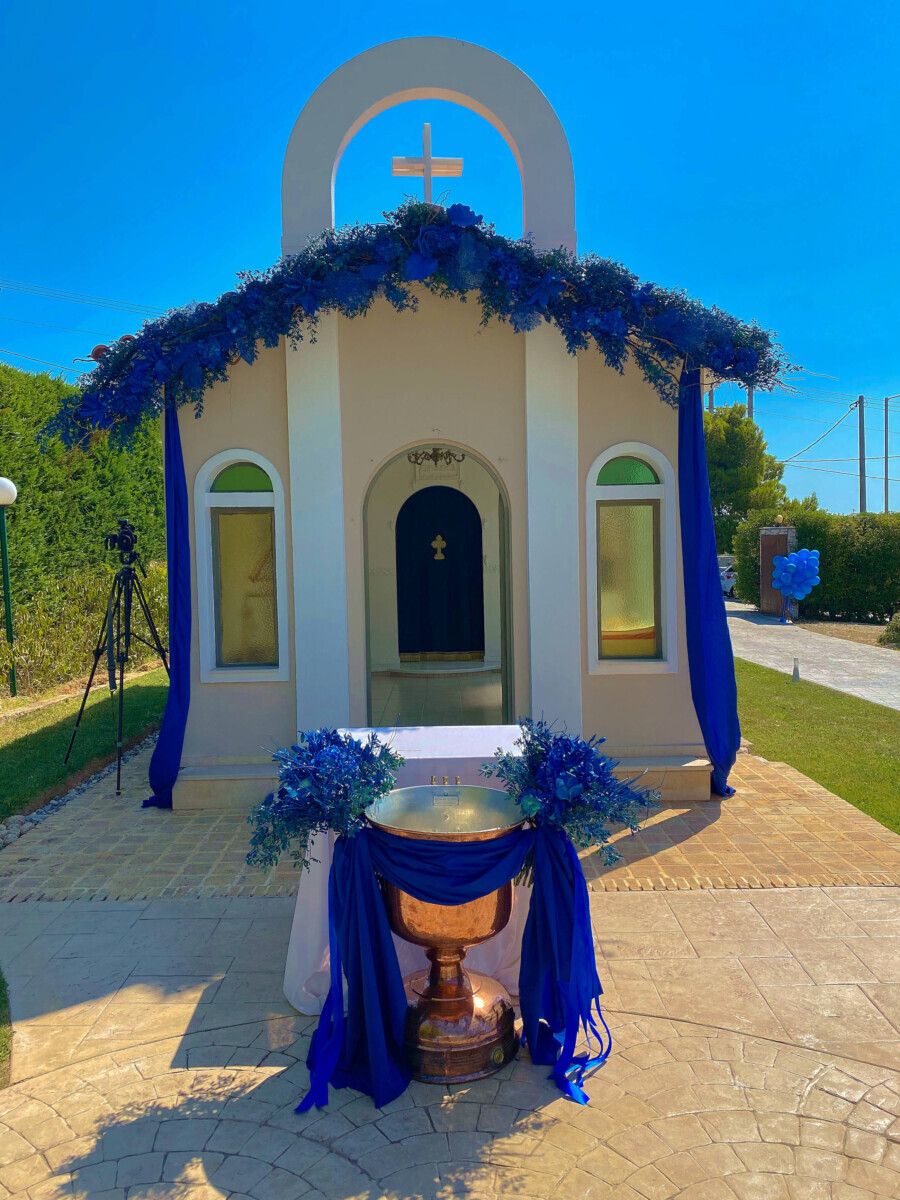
<box><xmin>145</xmin><ymin>406</ymin><xmax>191</xmax><ymax>809</ymax></box>
<box><xmin>299</xmin><ymin>824</ymin><xmax>610</xmax><ymax>1112</ymax></box>
<box><xmin>677</xmin><ymin>370</ymin><xmax>741</xmax><ymax>796</ymax></box>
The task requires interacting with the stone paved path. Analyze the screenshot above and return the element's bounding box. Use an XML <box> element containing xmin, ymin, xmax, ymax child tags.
<box><xmin>3</xmin><ymin>748</ymin><xmax>899</xmax><ymax>903</ymax></box>
<box><xmin>2</xmin><ymin>889</ymin><xmax>900</xmax><ymax>1199</ymax></box>
<box><xmin>726</xmin><ymin>602</ymin><xmax>900</xmax><ymax>712</ymax></box>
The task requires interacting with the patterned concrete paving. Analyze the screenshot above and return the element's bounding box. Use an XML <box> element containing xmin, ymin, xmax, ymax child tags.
<box><xmin>726</xmin><ymin>602</ymin><xmax>900</xmax><ymax>713</ymax></box>
<box><xmin>2</xmin><ymin>889</ymin><xmax>900</xmax><ymax>1199</ymax></box>
<box><xmin>2</xmin><ymin>748</ymin><xmax>899</xmax><ymax>903</ymax></box>
<box><xmin>3</xmin><ymin>746</ymin><xmax>900</xmax><ymax>1197</ymax></box>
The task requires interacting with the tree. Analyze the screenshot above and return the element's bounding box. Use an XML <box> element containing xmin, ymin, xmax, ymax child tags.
<box><xmin>0</xmin><ymin>364</ymin><xmax>165</xmax><ymax>600</ymax></box>
<box><xmin>704</xmin><ymin>403</ymin><xmax>787</xmax><ymax>552</ymax></box>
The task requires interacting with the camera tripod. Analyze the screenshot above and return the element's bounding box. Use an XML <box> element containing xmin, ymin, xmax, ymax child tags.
<box><xmin>64</xmin><ymin>521</ymin><xmax>169</xmax><ymax>795</ymax></box>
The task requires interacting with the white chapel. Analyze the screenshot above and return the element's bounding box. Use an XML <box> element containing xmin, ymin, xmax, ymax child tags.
<box><xmin>168</xmin><ymin>37</ymin><xmax>725</xmax><ymax>811</ymax></box>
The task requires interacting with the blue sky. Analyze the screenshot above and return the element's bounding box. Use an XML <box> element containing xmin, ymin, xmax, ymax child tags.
<box><xmin>2</xmin><ymin>0</ymin><xmax>899</xmax><ymax>513</ymax></box>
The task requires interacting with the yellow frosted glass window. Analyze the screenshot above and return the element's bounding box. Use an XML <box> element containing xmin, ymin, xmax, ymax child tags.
<box><xmin>596</xmin><ymin>500</ymin><xmax>661</xmax><ymax>659</ymax></box>
<box><xmin>212</xmin><ymin>509</ymin><xmax>278</xmax><ymax>666</ymax></box>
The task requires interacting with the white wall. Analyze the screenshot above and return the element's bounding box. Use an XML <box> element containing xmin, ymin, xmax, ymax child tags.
<box><xmin>366</xmin><ymin>455</ymin><xmax>502</xmax><ymax>670</ymax></box>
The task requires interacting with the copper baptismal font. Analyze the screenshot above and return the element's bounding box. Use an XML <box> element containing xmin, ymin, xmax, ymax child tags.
<box><xmin>367</xmin><ymin>783</ymin><xmax>524</xmax><ymax>1083</ymax></box>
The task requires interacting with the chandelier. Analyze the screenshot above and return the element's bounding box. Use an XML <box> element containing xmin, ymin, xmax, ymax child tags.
<box><xmin>407</xmin><ymin>447</ymin><xmax>466</xmax><ymax>467</ymax></box>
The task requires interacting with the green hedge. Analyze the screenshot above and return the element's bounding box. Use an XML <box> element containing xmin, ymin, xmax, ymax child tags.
<box><xmin>734</xmin><ymin>505</ymin><xmax>900</xmax><ymax>621</ymax></box>
<box><xmin>0</xmin><ymin>363</ymin><xmax>165</xmax><ymax>601</ymax></box>
<box><xmin>0</xmin><ymin>564</ymin><xmax>168</xmax><ymax>698</ymax></box>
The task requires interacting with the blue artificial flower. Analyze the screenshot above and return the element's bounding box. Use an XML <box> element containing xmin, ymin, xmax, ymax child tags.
<box><xmin>733</xmin><ymin>346</ymin><xmax>759</xmax><ymax>375</ymax></box>
<box><xmin>281</xmin><ymin>278</ymin><xmax>323</xmax><ymax>315</ymax></box>
<box><xmin>509</xmin><ymin>306</ymin><xmax>542</xmax><ymax>333</ymax></box>
<box><xmin>527</xmin><ymin>271</ymin><xmax>566</xmax><ymax>310</ymax></box>
<box><xmin>76</xmin><ymin>392</ymin><xmax>110</xmax><ymax>426</ymax></box>
<box><xmin>404</xmin><ymin>251</ymin><xmax>438</xmax><ymax>281</ymax></box>
<box><xmin>446</xmin><ymin>203</ymin><xmax>483</xmax><ymax>228</ymax></box>
<box><xmin>415</xmin><ymin>224</ymin><xmax>458</xmax><ymax>258</ymax></box>
<box><xmin>708</xmin><ymin>342</ymin><xmax>735</xmax><ymax>373</ymax></box>
<box><xmin>592</xmin><ymin>309</ymin><xmax>628</xmax><ymax>339</ymax></box>
<box><xmin>632</xmin><ymin>282</ymin><xmax>655</xmax><ymax>308</ymax></box>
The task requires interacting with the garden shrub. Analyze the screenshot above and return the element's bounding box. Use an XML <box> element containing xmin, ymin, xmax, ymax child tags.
<box><xmin>733</xmin><ymin>504</ymin><xmax>900</xmax><ymax>621</ymax></box>
<box><xmin>0</xmin><ymin>363</ymin><xmax>164</xmax><ymax>601</ymax></box>
<box><xmin>879</xmin><ymin>614</ymin><xmax>900</xmax><ymax>645</ymax></box>
<box><xmin>0</xmin><ymin>564</ymin><xmax>168</xmax><ymax>698</ymax></box>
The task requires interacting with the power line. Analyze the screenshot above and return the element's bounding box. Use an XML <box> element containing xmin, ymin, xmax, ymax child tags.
<box><xmin>793</xmin><ymin>455</ymin><xmax>900</xmax><ymax>463</ymax></box>
<box><xmin>0</xmin><ymin>315</ymin><xmax>102</xmax><ymax>335</ymax></box>
<box><xmin>787</xmin><ymin>462</ymin><xmax>900</xmax><ymax>483</ymax></box>
<box><xmin>752</xmin><ymin>406</ymin><xmax>850</xmax><ymax>426</ymax></box>
<box><xmin>783</xmin><ymin>405</ymin><xmax>856</xmax><ymax>463</ymax></box>
<box><xmin>0</xmin><ymin>278</ymin><xmax>163</xmax><ymax>317</ymax></box>
<box><xmin>0</xmin><ymin>348</ymin><xmax>83</xmax><ymax>374</ymax></box>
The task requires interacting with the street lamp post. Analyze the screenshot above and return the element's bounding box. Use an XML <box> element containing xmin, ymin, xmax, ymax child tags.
<box><xmin>0</xmin><ymin>477</ymin><xmax>17</xmax><ymax>698</ymax></box>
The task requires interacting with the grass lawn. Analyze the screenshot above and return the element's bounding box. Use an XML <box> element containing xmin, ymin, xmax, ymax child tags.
<box><xmin>0</xmin><ymin>667</ymin><xmax>168</xmax><ymax>822</ymax></box>
<box><xmin>0</xmin><ymin>968</ymin><xmax>9</xmax><ymax>1089</ymax></box>
<box><xmin>735</xmin><ymin>657</ymin><xmax>900</xmax><ymax>836</ymax></box>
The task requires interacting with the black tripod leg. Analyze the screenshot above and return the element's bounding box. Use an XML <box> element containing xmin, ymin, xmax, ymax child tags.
<box><xmin>63</xmin><ymin>578</ymin><xmax>117</xmax><ymax>765</ymax></box>
<box><xmin>132</xmin><ymin>575</ymin><xmax>170</xmax><ymax>676</ymax></box>
<box><xmin>116</xmin><ymin>646</ymin><xmax>126</xmax><ymax>796</ymax></box>
<box><xmin>115</xmin><ymin>574</ymin><xmax>130</xmax><ymax>796</ymax></box>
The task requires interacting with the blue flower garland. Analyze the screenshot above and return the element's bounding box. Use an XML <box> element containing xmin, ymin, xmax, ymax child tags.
<box><xmin>50</xmin><ymin>201</ymin><xmax>790</xmax><ymax>445</ymax></box>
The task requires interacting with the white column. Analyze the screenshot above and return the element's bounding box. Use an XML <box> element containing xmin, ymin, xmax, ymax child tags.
<box><xmin>285</xmin><ymin>315</ymin><xmax>351</xmax><ymax>730</ymax></box>
<box><xmin>525</xmin><ymin>323</ymin><xmax>583</xmax><ymax>732</ymax></box>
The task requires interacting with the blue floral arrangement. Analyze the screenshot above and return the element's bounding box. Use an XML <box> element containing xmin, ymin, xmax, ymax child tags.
<box><xmin>247</xmin><ymin>728</ymin><xmax>404</xmax><ymax>872</ymax></box>
<box><xmin>50</xmin><ymin>200</ymin><xmax>789</xmax><ymax>446</ymax></box>
<box><xmin>481</xmin><ymin>719</ymin><xmax>658</xmax><ymax>867</ymax></box>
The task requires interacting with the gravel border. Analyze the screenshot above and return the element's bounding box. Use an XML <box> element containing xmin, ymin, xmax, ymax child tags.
<box><xmin>0</xmin><ymin>732</ymin><xmax>159</xmax><ymax>846</ymax></box>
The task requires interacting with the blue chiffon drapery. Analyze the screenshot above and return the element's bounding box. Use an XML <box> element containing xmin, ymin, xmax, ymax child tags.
<box><xmin>677</xmin><ymin>369</ymin><xmax>741</xmax><ymax>796</ymax></box>
<box><xmin>299</xmin><ymin>823</ymin><xmax>610</xmax><ymax>1112</ymax></box>
<box><xmin>145</xmin><ymin>406</ymin><xmax>191</xmax><ymax>809</ymax></box>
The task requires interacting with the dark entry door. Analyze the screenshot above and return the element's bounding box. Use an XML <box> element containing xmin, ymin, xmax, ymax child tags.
<box><xmin>395</xmin><ymin>486</ymin><xmax>485</xmax><ymax>660</ymax></box>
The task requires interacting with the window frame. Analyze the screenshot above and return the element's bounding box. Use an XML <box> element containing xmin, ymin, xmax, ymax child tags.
<box><xmin>586</xmin><ymin>443</ymin><xmax>678</xmax><ymax>675</ymax></box>
<box><xmin>195</xmin><ymin>449</ymin><xmax>290</xmax><ymax>683</ymax></box>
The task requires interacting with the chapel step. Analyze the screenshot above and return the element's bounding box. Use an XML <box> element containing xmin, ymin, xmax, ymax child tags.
<box><xmin>613</xmin><ymin>756</ymin><xmax>712</xmax><ymax>803</ymax></box>
<box><xmin>173</xmin><ymin>763</ymin><xmax>278</xmax><ymax>811</ymax></box>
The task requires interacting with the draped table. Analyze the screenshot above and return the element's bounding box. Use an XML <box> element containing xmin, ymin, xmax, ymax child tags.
<box><xmin>284</xmin><ymin>725</ymin><xmax>527</xmax><ymax>1014</ymax></box>
<box><xmin>281</xmin><ymin>726</ymin><xmax>610</xmax><ymax>1110</ymax></box>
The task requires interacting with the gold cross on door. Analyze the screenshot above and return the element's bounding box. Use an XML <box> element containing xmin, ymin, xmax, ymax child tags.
<box><xmin>431</xmin><ymin>534</ymin><xmax>447</xmax><ymax>561</ymax></box>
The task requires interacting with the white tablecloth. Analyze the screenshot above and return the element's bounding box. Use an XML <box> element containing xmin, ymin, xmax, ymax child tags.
<box><xmin>283</xmin><ymin>725</ymin><xmax>525</xmax><ymax>1014</ymax></box>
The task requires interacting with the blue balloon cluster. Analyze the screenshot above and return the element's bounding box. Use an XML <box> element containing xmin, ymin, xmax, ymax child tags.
<box><xmin>772</xmin><ymin>549</ymin><xmax>821</xmax><ymax>601</ymax></box>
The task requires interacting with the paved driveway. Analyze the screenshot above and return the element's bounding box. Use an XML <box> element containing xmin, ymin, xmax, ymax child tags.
<box><xmin>726</xmin><ymin>602</ymin><xmax>900</xmax><ymax>712</ymax></box>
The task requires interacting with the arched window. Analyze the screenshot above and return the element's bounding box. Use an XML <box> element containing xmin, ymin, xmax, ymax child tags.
<box><xmin>195</xmin><ymin>451</ymin><xmax>289</xmax><ymax>682</ymax></box>
<box><xmin>586</xmin><ymin>444</ymin><xmax>677</xmax><ymax>674</ymax></box>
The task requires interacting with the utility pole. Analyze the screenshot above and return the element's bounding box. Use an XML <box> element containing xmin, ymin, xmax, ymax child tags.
<box><xmin>707</xmin><ymin>385</ymin><xmax>715</xmax><ymax>412</ymax></box>
<box><xmin>747</xmin><ymin>385</ymin><xmax>755</xmax><ymax>422</ymax></box>
<box><xmin>858</xmin><ymin>395</ymin><xmax>867</xmax><ymax>513</ymax></box>
<box><xmin>886</xmin><ymin>397</ymin><xmax>890</xmax><ymax>513</ymax></box>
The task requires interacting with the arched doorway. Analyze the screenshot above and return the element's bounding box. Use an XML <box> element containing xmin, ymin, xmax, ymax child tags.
<box><xmin>364</xmin><ymin>445</ymin><xmax>511</xmax><ymax>726</ymax></box>
<box><xmin>396</xmin><ymin>486</ymin><xmax>485</xmax><ymax>662</ymax></box>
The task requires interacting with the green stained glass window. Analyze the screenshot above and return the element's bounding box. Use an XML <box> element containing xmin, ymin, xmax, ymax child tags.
<box><xmin>211</xmin><ymin>462</ymin><xmax>273</xmax><ymax>492</ymax></box>
<box><xmin>596</xmin><ymin>456</ymin><xmax>659</xmax><ymax>486</ymax></box>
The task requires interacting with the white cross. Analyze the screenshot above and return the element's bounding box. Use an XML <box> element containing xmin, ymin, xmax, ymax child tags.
<box><xmin>392</xmin><ymin>123</ymin><xmax>463</xmax><ymax>204</ymax></box>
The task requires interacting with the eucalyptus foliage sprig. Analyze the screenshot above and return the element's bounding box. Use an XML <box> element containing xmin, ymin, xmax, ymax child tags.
<box><xmin>481</xmin><ymin>718</ymin><xmax>658</xmax><ymax>867</ymax></box>
<box><xmin>50</xmin><ymin>201</ymin><xmax>790</xmax><ymax>447</ymax></box>
<box><xmin>247</xmin><ymin>728</ymin><xmax>404</xmax><ymax>872</ymax></box>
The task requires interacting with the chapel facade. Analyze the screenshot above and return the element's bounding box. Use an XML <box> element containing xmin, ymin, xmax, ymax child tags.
<box><xmin>171</xmin><ymin>38</ymin><xmax>714</xmax><ymax>809</ymax></box>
